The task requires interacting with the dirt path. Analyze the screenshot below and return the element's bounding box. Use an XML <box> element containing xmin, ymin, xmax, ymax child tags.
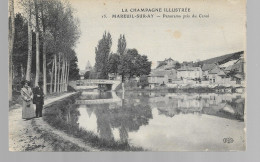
<box><xmin>9</xmin><ymin>106</ymin><xmax>53</xmax><ymax>151</ymax></box>
<box><xmin>9</xmin><ymin>92</ymin><xmax>98</xmax><ymax>152</ymax></box>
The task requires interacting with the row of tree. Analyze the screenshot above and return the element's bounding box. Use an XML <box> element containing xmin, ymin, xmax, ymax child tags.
<box><xmin>93</xmin><ymin>32</ymin><xmax>152</xmax><ymax>86</ymax></box>
<box><xmin>9</xmin><ymin>0</ymin><xmax>81</xmax><ymax>101</ymax></box>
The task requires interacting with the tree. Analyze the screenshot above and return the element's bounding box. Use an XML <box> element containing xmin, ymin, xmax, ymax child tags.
<box><xmin>117</xmin><ymin>52</ymin><xmax>132</xmax><ymax>82</ymax></box>
<box><xmin>24</xmin><ymin>0</ymin><xmax>33</xmax><ymax>81</ymax></box>
<box><xmin>13</xmin><ymin>13</ymin><xmax>28</xmax><ymax>81</ymax></box>
<box><xmin>68</xmin><ymin>52</ymin><xmax>80</xmax><ymax>80</ymax></box>
<box><xmin>138</xmin><ymin>75</ymin><xmax>149</xmax><ymax>89</ymax></box>
<box><xmin>95</xmin><ymin>31</ymin><xmax>112</xmax><ymax>79</ymax></box>
<box><xmin>9</xmin><ymin>0</ymin><xmax>15</xmax><ymax>101</ymax></box>
<box><xmin>175</xmin><ymin>62</ymin><xmax>181</xmax><ymax>69</ymax></box>
<box><xmin>39</xmin><ymin>0</ymin><xmax>48</xmax><ymax>94</ymax></box>
<box><xmin>15</xmin><ymin>0</ymin><xmax>80</xmax><ymax>95</ymax></box>
<box><xmin>39</xmin><ymin>0</ymin><xmax>80</xmax><ymax>92</ymax></box>
<box><xmin>117</xmin><ymin>34</ymin><xmax>126</xmax><ymax>55</ymax></box>
<box><xmin>118</xmin><ymin>49</ymin><xmax>151</xmax><ymax>79</ymax></box>
<box><xmin>84</xmin><ymin>71</ymin><xmax>90</xmax><ymax>79</ymax></box>
<box><xmin>107</xmin><ymin>53</ymin><xmax>120</xmax><ymax>74</ymax></box>
<box><xmin>34</xmin><ymin>0</ymin><xmax>40</xmax><ymax>86</ymax></box>
<box><xmin>136</xmin><ymin>55</ymin><xmax>151</xmax><ymax>76</ymax></box>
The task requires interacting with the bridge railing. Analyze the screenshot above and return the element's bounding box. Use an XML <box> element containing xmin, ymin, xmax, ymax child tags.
<box><xmin>76</xmin><ymin>79</ymin><xmax>120</xmax><ymax>84</ymax></box>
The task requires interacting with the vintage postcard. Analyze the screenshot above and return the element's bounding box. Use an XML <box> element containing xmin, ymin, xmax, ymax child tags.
<box><xmin>8</xmin><ymin>0</ymin><xmax>246</xmax><ymax>151</ymax></box>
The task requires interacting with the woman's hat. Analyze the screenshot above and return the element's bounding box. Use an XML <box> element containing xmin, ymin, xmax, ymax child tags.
<box><xmin>21</xmin><ymin>80</ymin><xmax>30</xmax><ymax>86</ymax></box>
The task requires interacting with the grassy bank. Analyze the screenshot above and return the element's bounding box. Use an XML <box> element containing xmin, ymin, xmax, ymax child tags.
<box><xmin>43</xmin><ymin>94</ymin><xmax>144</xmax><ymax>151</ymax></box>
<box><xmin>31</xmin><ymin>119</ymin><xmax>86</xmax><ymax>152</ymax></box>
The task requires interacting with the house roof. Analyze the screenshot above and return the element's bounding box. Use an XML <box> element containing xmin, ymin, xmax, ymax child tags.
<box><xmin>209</xmin><ymin>67</ymin><xmax>221</xmax><ymax>74</ymax></box>
<box><xmin>218</xmin><ymin>70</ymin><xmax>226</xmax><ymax>76</ymax></box>
<box><xmin>224</xmin><ymin>58</ymin><xmax>244</xmax><ymax>72</ymax></box>
<box><xmin>202</xmin><ymin>63</ymin><xmax>217</xmax><ymax>71</ymax></box>
<box><xmin>177</xmin><ymin>66</ymin><xmax>201</xmax><ymax>71</ymax></box>
<box><xmin>224</xmin><ymin>65</ymin><xmax>233</xmax><ymax>71</ymax></box>
<box><xmin>149</xmin><ymin>69</ymin><xmax>177</xmax><ymax>78</ymax></box>
<box><xmin>209</xmin><ymin>67</ymin><xmax>226</xmax><ymax>76</ymax></box>
<box><xmin>165</xmin><ymin>58</ymin><xmax>174</xmax><ymax>61</ymax></box>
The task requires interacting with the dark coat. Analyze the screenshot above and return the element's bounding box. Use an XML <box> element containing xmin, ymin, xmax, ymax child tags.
<box><xmin>33</xmin><ymin>86</ymin><xmax>44</xmax><ymax>105</ymax></box>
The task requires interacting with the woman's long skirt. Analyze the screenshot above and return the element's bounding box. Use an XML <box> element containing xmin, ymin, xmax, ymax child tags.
<box><xmin>22</xmin><ymin>100</ymin><xmax>35</xmax><ymax>119</ymax></box>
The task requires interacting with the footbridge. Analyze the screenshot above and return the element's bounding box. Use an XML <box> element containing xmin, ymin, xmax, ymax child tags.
<box><xmin>69</xmin><ymin>79</ymin><xmax>121</xmax><ymax>91</ymax></box>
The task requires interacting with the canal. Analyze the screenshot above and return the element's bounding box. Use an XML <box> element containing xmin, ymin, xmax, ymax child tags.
<box><xmin>45</xmin><ymin>91</ymin><xmax>245</xmax><ymax>151</ymax></box>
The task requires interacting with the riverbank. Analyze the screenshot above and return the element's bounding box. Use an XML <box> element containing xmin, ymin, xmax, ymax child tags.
<box><xmin>42</xmin><ymin>94</ymin><xmax>144</xmax><ymax>151</ymax></box>
<box><xmin>9</xmin><ymin>92</ymin><xmax>96</xmax><ymax>151</ymax></box>
<box><xmin>116</xmin><ymin>84</ymin><xmax>245</xmax><ymax>93</ymax></box>
<box><xmin>9</xmin><ymin>91</ymin><xmax>144</xmax><ymax>151</ymax></box>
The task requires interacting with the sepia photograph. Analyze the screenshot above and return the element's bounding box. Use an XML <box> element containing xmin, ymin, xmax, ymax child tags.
<box><xmin>8</xmin><ymin>0</ymin><xmax>246</xmax><ymax>152</ymax></box>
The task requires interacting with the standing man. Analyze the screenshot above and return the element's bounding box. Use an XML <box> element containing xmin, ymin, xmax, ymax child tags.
<box><xmin>33</xmin><ymin>81</ymin><xmax>44</xmax><ymax>118</ymax></box>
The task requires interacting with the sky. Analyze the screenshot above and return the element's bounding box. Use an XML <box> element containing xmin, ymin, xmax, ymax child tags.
<box><xmin>14</xmin><ymin>0</ymin><xmax>246</xmax><ymax>70</ymax></box>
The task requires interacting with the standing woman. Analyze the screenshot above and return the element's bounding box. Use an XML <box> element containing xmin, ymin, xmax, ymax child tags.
<box><xmin>21</xmin><ymin>80</ymin><xmax>35</xmax><ymax>119</ymax></box>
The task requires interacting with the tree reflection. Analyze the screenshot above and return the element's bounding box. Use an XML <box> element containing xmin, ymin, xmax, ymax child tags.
<box><xmin>88</xmin><ymin>97</ymin><xmax>152</xmax><ymax>142</ymax></box>
<box><xmin>95</xmin><ymin>104</ymin><xmax>114</xmax><ymax>141</ymax></box>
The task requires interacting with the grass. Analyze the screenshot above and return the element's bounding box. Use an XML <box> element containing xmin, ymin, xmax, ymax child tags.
<box><xmin>43</xmin><ymin>94</ymin><xmax>145</xmax><ymax>151</ymax></box>
<box><xmin>31</xmin><ymin>119</ymin><xmax>86</xmax><ymax>152</ymax></box>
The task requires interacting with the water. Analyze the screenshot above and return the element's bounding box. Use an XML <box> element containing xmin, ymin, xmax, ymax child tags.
<box><xmin>59</xmin><ymin>91</ymin><xmax>245</xmax><ymax>151</ymax></box>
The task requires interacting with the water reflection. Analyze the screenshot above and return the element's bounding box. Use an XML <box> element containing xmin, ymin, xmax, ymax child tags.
<box><xmin>63</xmin><ymin>91</ymin><xmax>245</xmax><ymax>151</ymax></box>
<box><xmin>78</xmin><ymin>95</ymin><xmax>153</xmax><ymax>142</ymax></box>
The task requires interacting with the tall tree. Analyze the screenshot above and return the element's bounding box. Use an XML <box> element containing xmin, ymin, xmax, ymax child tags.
<box><xmin>107</xmin><ymin>53</ymin><xmax>120</xmax><ymax>74</ymax></box>
<box><xmin>95</xmin><ymin>31</ymin><xmax>112</xmax><ymax>79</ymax></box>
<box><xmin>9</xmin><ymin>0</ymin><xmax>15</xmax><ymax>101</ymax></box>
<box><xmin>68</xmin><ymin>52</ymin><xmax>80</xmax><ymax>80</ymax></box>
<box><xmin>116</xmin><ymin>34</ymin><xmax>127</xmax><ymax>92</ymax></box>
<box><xmin>34</xmin><ymin>0</ymin><xmax>40</xmax><ymax>86</ymax></box>
<box><xmin>53</xmin><ymin>54</ymin><xmax>57</xmax><ymax>93</ymax></box>
<box><xmin>25</xmin><ymin>0</ymin><xmax>33</xmax><ymax>81</ymax></box>
<box><xmin>117</xmin><ymin>34</ymin><xmax>126</xmax><ymax>55</ymax></box>
<box><xmin>13</xmin><ymin>13</ymin><xmax>28</xmax><ymax>82</ymax></box>
<box><xmin>39</xmin><ymin>0</ymin><xmax>47</xmax><ymax>94</ymax></box>
<box><xmin>18</xmin><ymin>0</ymin><xmax>80</xmax><ymax>93</ymax></box>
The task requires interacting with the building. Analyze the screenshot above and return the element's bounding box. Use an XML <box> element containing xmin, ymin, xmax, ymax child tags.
<box><xmin>177</xmin><ymin>66</ymin><xmax>202</xmax><ymax>80</ymax></box>
<box><xmin>207</xmin><ymin>66</ymin><xmax>227</xmax><ymax>84</ymax></box>
<box><xmin>148</xmin><ymin>69</ymin><xmax>177</xmax><ymax>88</ymax></box>
<box><xmin>156</xmin><ymin>58</ymin><xmax>179</xmax><ymax>70</ymax></box>
<box><xmin>181</xmin><ymin>61</ymin><xmax>194</xmax><ymax>67</ymax></box>
<box><xmin>201</xmin><ymin>63</ymin><xmax>218</xmax><ymax>79</ymax></box>
<box><xmin>79</xmin><ymin>60</ymin><xmax>93</xmax><ymax>80</ymax></box>
<box><xmin>85</xmin><ymin>61</ymin><xmax>92</xmax><ymax>72</ymax></box>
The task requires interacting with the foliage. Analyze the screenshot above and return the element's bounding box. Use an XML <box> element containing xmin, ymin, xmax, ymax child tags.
<box><xmin>84</xmin><ymin>71</ymin><xmax>90</xmax><ymax>79</ymax></box>
<box><xmin>68</xmin><ymin>52</ymin><xmax>80</xmax><ymax>80</ymax></box>
<box><xmin>12</xmin><ymin>13</ymin><xmax>28</xmax><ymax>81</ymax></box>
<box><xmin>117</xmin><ymin>34</ymin><xmax>126</xmax><ymax>55</ymax></box>
<box><xmin>107</xmin><ymin>53</ymin><xmax>120</xmax><ymax>74</ymax></box>
<box><xmin>117</xmin><ymin>49</ymin><xmax>151</xmax><ymax>80</ymax></box>
<box><xmin>175</xmin><ymin>62</ymin><xmax>181</xmax><ymax>69</ymax></box>
<box><xmin>94</xmin><ymin>31</ymin><xmax>112</xmax><ymax>79</ymax></box>
<box><xmin>11</xmin><ymin>0</ymin><xmax>81</xmax><ymax>95</ymax></box>
<box><xmin>138</xmin><ymin>75</ymin><xmax>149</xmax><ymax>89</ymax></box>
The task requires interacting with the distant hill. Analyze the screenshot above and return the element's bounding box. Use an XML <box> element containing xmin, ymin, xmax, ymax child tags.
<box><xmin>197</xmin><ymin>51</ymin><xmax>244</xmax><ymax>65</ymax></box>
